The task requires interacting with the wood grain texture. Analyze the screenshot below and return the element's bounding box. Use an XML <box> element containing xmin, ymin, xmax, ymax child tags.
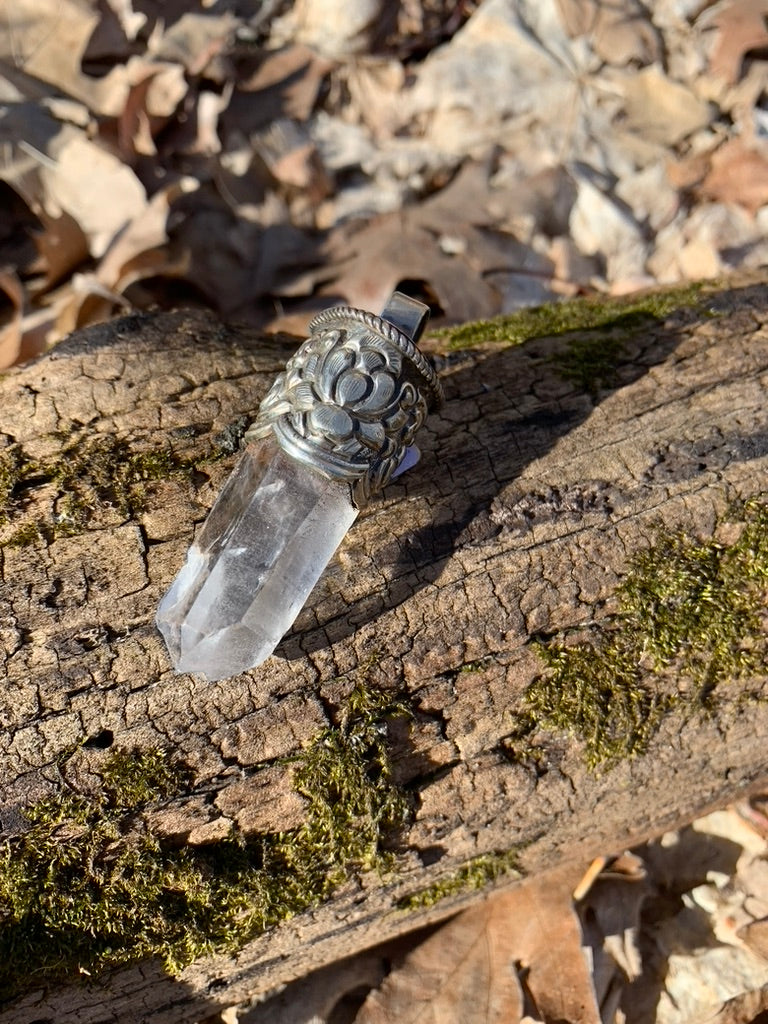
<box><xmin>2</xmin><ymin>279</ymin><xmax>768</xmax><ymax>1022</ymax></box>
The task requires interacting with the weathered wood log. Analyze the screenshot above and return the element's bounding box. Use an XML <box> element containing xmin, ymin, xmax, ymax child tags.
<box><xmin>1</xmin><ymin>277</ymin><xmax>768</xmax><ymax>1022</ymax></box>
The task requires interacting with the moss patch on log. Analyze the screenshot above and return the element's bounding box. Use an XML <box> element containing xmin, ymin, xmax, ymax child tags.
<box><xmin>438</xmin><ymin>281</ymin><xmax>708</xmax><ymax>351</ymax></box>
<box><xmin>516</xmin><ymin>497</ymin><xmax>768</xmax><ymax>767</ymax></box>
<box><xmin>0</xmin><ymin>684</ymin><xmax>410</xmax><ymax>1001</ymax></box>
<box><xmin>0</xmin><ymin>435</ymin><xmax>204</xmax><ymax>545</ymax></box>
<box><xmin>549</xmin><ymin>332</ymin><xmax>628</xmax><ymax>397</ymax></box>
<box><xmin>397</xmin><ymin>850</ymin><xmax>522</xmax><ymax>911</ymax></box>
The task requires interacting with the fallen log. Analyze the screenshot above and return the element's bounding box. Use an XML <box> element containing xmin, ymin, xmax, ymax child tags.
<box><xmin>1</xmin><ymin>277</ymin><xmax>768</xmax><ymax>1023</ymax></box>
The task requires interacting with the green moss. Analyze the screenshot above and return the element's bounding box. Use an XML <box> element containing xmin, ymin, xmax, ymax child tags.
<box><xmin>52</xmin><ymin>437</ymin><xmax>191</xmax><ymax>533</ymax></box>
<box><xmin>99</xmin><ymin>747</ymin><xmax>191</xmax><ymax>807</ymax></box>
<box><xmin>499</xmin><ymin>713</ymin><xmax>553</xmax><ymax>773</ymax></box>
<box><xmin>0</xmin><ymin>685</ymin><xmax>410</xmax><ymax>1000</ymax></box>
<box><xmin>619</xmin><ymin>504</ymin><xmax>768</xmax><ymax>681</ymax></box>
<box><xmin>0</xmin><ymin>435</ymin><xmax>204</xmax><ymax>544</ymax></box>
<box><xmin>550</xmin><ymin>333</ymin><xmax>627</xmax><ymax>396</ymax></box>
<box><xmin>397</xmin><ymin>850</ymin><xmax>521</xmax><ymax>911</ymax></box>
<box><xmin>438</xmin><ymin>282</ymin><xmax>708</xmax><ymax>350</ymax></box>
<box><xmin>286</xmin><ymin>682</ymin><xmax>410</xmax><ymax>885</ymax></box>
<box><xmin>527</xmin><ymin>642</ymin><xmax>669</xmax><ymax>768</ymax></box>
<box><xmin>522</xmin><ymin>497</ymin><xmax>768</xmax><ymax>767</ymax></box>
<box><xmin>5</xmin><ymin>520</ymin><xmax>44</xmax><ymax>547</ymax></box>
<box><xmin>0</xmin><ymin>447</ymin><xmax>37</xmax><ymax>526</ymax></box>
<box><xmin>458</xmin><ymin>658</ymin><xmax>492</xmax><ymax>674</ymax></box>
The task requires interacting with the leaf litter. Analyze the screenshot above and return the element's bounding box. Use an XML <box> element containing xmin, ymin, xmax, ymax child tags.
<box><xmin>1</xmin><ymin>0</ymin><xmax>768</xmax><ymax>365</ymax></box>
<box><xmin>232</xmin><ymin>801</ymin><xmax>768</xmax><ymax>1024</ymax></box>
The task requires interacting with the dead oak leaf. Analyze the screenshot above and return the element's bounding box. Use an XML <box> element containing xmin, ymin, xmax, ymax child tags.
<box><xmin>354</xmin><ymin>895</ymin><xmax>524</xmax><ymax>1024</ymax></box>
<box><xmin>0</xmin><ymin>267</ymin><xmax>25</xmax><ymax>369</ymax></box>
<box><xmin>50</xmin><ymin>178</ymin><xmax>194</xmax><ymax>340</ymax></box>
<box><xmin>150</xmin><ymin>11</ymin><xmax>238</xmax><ymax>77</ymax></box>
<box><xmin>355</xmin><ymin>863</ymin><xmax>600</xmax><ymax>1024</ymax></box>
<box><xmin>41</xmin><ymin>128</ymin><xmax>147</xmax><ymax>258</ymax></box>
<box><xmin>504</xmin><ymin>863</ymin><xmax>602</xmax><ymax>1024</ymax></box>
<box><xmin>698</xmin><ymin>137</ymin><xmax>768</xmax><ymax>214</ymax></box>
<box><xmin>708</xmin><ymin>0</ymin><xmax>768</xmax><ymax>86</ymax></box>
<box><xmin>619</xmin><ymin>65</ymin><xmax>712</xmax><ymax>147</ymax></box>
<box><xmin>556</xmin><ymin>0</ymin><xmax>662</xmax><ymax>66</ymax></box>
<box><xmin>323</xmin><ymin>213</ymin><xmax>501</xmax><ymax>324</ymax></box>
<box><xmin>323</xmin><ymin>161</ymin><xmax>553</xmax><ymax>322</ymax></box>
<box><xmin>27</xmin><ymin>208</ymin><xmax>89</xmax><ymax>293</ymax></box>
<box><xmin>576</xmin><ymin>854</ymin><xmax>647</xmax><ymax>1021</ymax></box>
<box><xmin>224</xmin><ymin>45</ymin><xmax>333</xmax><ymax>136</ymax></box>
<box><xmin>2</xmin><ymin>0</ymin><xmax>128</xmax><ymax>115</ymax></box>
<box><xmin>737</xmin><ymin>917</ymin><xmax>768</xmax><ymax>960</ymax></box>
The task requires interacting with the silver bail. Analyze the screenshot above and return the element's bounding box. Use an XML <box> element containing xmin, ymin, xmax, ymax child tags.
<box><xmin>380</xmin><ymin>291</ymin><xmax>431</xmax><ymax>344</ymax></box>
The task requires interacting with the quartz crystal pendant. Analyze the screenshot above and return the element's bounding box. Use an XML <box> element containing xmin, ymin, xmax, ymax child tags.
<box><xmin>156</xmin><ymin>292</ymin><xmax>442</xmax><ymax>680</ymax></box>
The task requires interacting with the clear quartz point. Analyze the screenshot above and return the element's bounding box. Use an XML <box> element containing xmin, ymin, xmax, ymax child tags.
<box><xmin>156</xmin><ymin>436</ymin><xmax>357</xmax><ymax>679</ymax></box>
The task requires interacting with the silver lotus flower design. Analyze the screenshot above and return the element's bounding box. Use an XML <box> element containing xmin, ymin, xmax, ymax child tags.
<box><xmin>254</xmin><ymin>325</ymin><xmax>427</xmax><ymax>496</ymax></box>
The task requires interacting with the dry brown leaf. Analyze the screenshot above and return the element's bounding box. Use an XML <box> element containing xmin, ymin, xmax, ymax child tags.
<box><xmin>737</xmin><ymin>917</ymin><xmax>768</xmax><ymax>960</ymax></box>
<box><xmin>354</xmin><ymin>896</ymin><xmax>525</xmax><ymax>1024</ymax></box>
<box><xmin>150</xmin><ymin>12</ymin><xmax>237</xmax><ymax>76</ymax></box>
<box><xmin>188</xmin><ymin>85</ymin><xmax>233</xmax><ymax>157</ymax></box>
<box><xmin>324</xmin><ymin>213</ymin><xmax>500</xmax><ymax>323</ymax></box>
<box><xmin>38</xmin><ymin>127</ymin><xmax>147</xmax><ymax>258</ymax></box>
<box><xmin>116</xmin><ymin>73</ymin><xmax>161</xmax><ymax>158</ymax></box>
<box><xmin>28</xmin><ymin>209</ymin><xmax>89</xmax><ymax>293</ymax></box>
<box><xmin>324</xmin><ymin>161</ymin><xmax>553</xmax><ymax>321</ymax></box>
<box><xmin>698</xmin><ymin>137</ymin><xmax>768</xmax><ymax>214</ymax></box>
<box><xmin>92</xmin><ymin>179</ymin><xmax>193</xmax><ymax>294</ymax></box>
<box><xmin>505</xmin><ymin>863</ymin><xmax>602</xmax><ymax>1024</ymax></box>
<box><xmin>556</xmin><ymin>0</ymin><xmax>662</xmax><ymax>66</ymax></box>
<box><xmin>34</xmin><ymin>179</ymin><xmax>193</xmax><ymax>348</ymax></box>
<box><xmin>52</xmin><ymin>277</ymin><xmax>128</xmax><ymax>340</ymax></box>
<box><xmin>1</xmin><ymin>0</ymin><xmax>130</xmax><ymax>115</ymax></box>
<box><xmin>16</xmin><ymin>300</ymin><xmax>69</xmax><ymax>365</ymax></box>
<box><xmin>271</xmin><ymin>0</ymin><xmax>394</xmax><ymax>58</ymax></box>
<box><xmin>338</xmin><ymin>59</ymin><xmax>407</xmax><ymax>139</ymax></box>
<box><xmin>105</xmin><ymin>0</ymin><xmax>146</xmax><ymax>41</ymax></box>
<box><xmin>569</xmin><ymin>172</ymin><xmax>650</xmax><ymax>289</ymax></box>
<box><xmin>666</xmin><ymin>150</ymin><xmax>714</xmax><ymax>190</ymax></box>
<box><xmin>707</xmin><ymin>984</ymin><xmax>768</xmax><ymax>1024</ymax></box>
<box><xmin>402</xmin><ymin>0</ymin><xmax>620</xmax><ymax>173</ymax></box>
<box><xmin>708</xmin><ymin>0</ymin><xmax>768</xmax><ymax>85</ymax></box>
<box><xmin>577</xmin><ymin>854</ymin><xmax>647</xmax><ymax>1022</ymax></box>
<box><xmin>111</xmin><ymin>61</ymin><xmax>188</xmax><ymax>158</ymax></box>
<box><xmin>356</xmin><ymin>863</ymin><xmax>600</xmax><ymax>1024</ymax></box>
<box><xmin>620</xmin><ymin>65</ymin><xmax>712</xmax><ymax>146</ymax></box>
<box><xmin>254</xmin><ymin>119</ymin><xmax>332</xmax><ymax>201</ymax></box>
<box><xmin>738</xmin><ymin>794</ymin><xmax>768</xmax><ymax>838</ymax></box>
<box><xmin>596</xmin><ymin>851</ymin><xmax>646</xmax><ymax>884</ymax></box>
<box><xmin>229</xmin><ymin>45</ymin><xmax>333</xmax><ymax>131</ymax></box>
<box><xmin>0</xmin><ymin>268</ymin><xmax>25</xmax><ymax>368</ymax></box>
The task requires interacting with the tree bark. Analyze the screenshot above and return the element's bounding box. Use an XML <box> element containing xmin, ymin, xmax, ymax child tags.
<box><xmin>1</xmin><ymin>278</ymin><xmax>768</xmax><ymax>1022</ymax></box>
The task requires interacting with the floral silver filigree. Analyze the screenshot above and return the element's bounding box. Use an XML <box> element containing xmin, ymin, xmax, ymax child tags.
<box><xmin>246</xmin><ymin>304</ymin><xmax>442</xmax><ymax>503</ymax></box>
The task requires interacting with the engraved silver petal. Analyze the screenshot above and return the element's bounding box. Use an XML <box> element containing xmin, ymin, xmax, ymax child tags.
<box><xmin>308</xmin><ymin>404</ymin><xmax>355</xmax><ymax>441</ymax></box>
<box><xmin>357</xmin><ymin>348</ymin><xmax>388</xmax><ymax>372</ymax></box>
<box><xmin>334</xmin><ymin>369</ymin><xmax>371</xmax><ymax>406</ymax></box>
<box><xmin>290</xmin><ymin>380</ymin><xmax>315</xmax><ymax>410</ymax></box>
<box><xmin>357</xmin><ymin>420</ymin><xmax>386</xmax><ymax>448</ymax></box>
<box><xmin>352</xmin><ymin>371</ymin><xmax>396</xmax><ymax>413</ymax></box>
